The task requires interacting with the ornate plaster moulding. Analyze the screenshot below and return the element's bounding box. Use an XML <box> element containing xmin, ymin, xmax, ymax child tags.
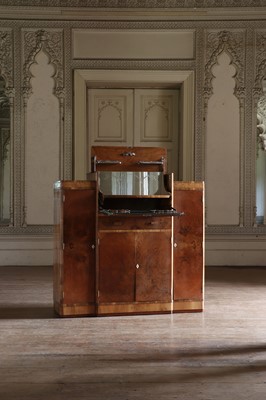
<box><xmin>0</xmin><ymin>1</ymin><xmax>266</xmax><ymax>21</ymax></box>
<box><xmin>0</xmin><ymin>0</ymin><xmax>265</xmax><ymax>7</ymax></box>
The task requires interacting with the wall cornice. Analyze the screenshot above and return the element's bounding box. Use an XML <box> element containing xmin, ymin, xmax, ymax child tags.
<box><xmin>1</xmin><ymin>1</ymin><xmax>266</xmax><ymax>21</ymax></box>
<box><xmin>0</xmin><ymin>0</ymin><xmax>265</xmax><ymax>8</ymax></box>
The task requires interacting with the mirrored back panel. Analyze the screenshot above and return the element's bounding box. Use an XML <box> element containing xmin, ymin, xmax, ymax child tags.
<box><xmin>98</xmin><ymin>171</ymin><xmax>169</xmax><ymax>197</ymax></box>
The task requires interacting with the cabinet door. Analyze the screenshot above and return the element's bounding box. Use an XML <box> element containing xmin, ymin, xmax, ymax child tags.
<box><xmin>173</xmin><ymin>182</ymin><xmax>204</xmax><ymax>311</ymax></box>
<box><xmin>54</xmin><ymin>181</ymin><xmax>97</xmax><ymax>316</ymax></box>
<box><xmin>98</xmin><ymin>231</ymin><xmax>135</xmax><ymax>303</ymax></box>
<box><xmin>135</xmin><ymin>231</ymin><xmax>172</xmax><ymax>303</ymax></box>
<box><xmin>98</xmin><ymin>228</ymin><xmax>172</xmax><ymax>315</ymax></box>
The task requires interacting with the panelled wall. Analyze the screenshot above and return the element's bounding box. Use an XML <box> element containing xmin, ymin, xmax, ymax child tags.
<box><xmin>0</xmin><ymin>2</ymin><xmax>266</xmax><ymax>265</ymax></box>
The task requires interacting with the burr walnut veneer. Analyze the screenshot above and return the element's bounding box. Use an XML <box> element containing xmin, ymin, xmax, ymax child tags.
<box><xmin>53</xmin><ymin>147</ymin><xmax>204</xmax><ymax>317</ymax></box>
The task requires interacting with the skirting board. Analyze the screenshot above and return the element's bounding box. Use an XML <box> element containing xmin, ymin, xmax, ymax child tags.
<box><xmin>0</xmin><ymin>235</ymin><xmax>53</xmax><ymax>266</ymax></box>
<box><xmin>206</xmin><ymin>235</ymin><xmax>266</xmax><ymax>266</ymax></box>
<box><xmin>0</xmin><ymin>234</ymin><xmax>266</xmax><ymax>266</ymax></box>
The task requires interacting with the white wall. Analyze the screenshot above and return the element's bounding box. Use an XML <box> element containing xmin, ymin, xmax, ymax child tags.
<box><xmin>1</xmin><ymin>5</ymin><xmax>266</xmax><ymax>266</ymax></box>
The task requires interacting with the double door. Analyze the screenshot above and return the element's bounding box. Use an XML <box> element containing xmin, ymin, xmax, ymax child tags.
<box><xmin>88</xmin><ymin>88</ymin><xmax>179</xmax><ymax>176</ymax></box>
<box><xmin>98</xmin><ymin>228</ymin><xmax>172</xmax><ymax>315</ymax></box>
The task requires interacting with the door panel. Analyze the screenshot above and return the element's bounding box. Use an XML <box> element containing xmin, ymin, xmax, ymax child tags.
<box><xmin>88</xmin><ymin>89</ymin><xmax>133</xmax><ymax>163</ymax></box>
<box><xmin>135</xmin><ymin>231</ymin><xmax>172</xmax><ymax>302</ymax></box>
<box><xmin>134</xmin><ymin>89</ymin><xmax>179</xmax><ymax>177</ymax></box>
<box><xmin>98</xmin><ymin>231</ymin><xmax>136</xmax><ymax>303</ymax></box>
<box><xmin>88</xmin><ymin>89</ymin><xmax>133</xmax><ymax>144</ymax></box>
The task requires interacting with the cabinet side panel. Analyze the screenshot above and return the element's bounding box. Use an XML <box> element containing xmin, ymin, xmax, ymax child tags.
<box><xmin>63</xmin><ymin>187</ymin><xmax>96</xmax><ymax>308</ymax></box>
<box><xmin>53</xmin><ymin>186</ymin><xmax>63</xmax><ymax>313</ymax></box>
<box><xmin>53</xmin><ymin>181</ymin><xmax>97</xmax><ymax>316</ymax></box>
<box><xmin>173</xmin><ymin>182</ymin><xmax>204</xmax><ymax>306</ymax></box>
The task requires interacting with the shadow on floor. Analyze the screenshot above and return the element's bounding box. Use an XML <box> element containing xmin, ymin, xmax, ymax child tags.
<box><xmin>0</xmin><ymin>306</ymin><xmax>56</xmax><ymax>319</ymax></box>
<box><xmin>205</xmin><ymin>265</ymin><xmax>266</xmax><ymax>285</ymax></box>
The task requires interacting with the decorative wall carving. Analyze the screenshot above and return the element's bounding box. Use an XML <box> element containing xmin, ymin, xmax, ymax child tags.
<box><xmin>0</xmin><ymin>17</ymin><xmax>265</xmax><ymax>238</ymax></box>
<box><xmin>254</xmin><ymin>31</ymin><xmax>266</xmax><ymax>152</ymax></box>
<box><xmin>23</xmin><ymin>29</ymin><xmax>64</xmax><ymax>99</ymax></box>
<box><xmin>0</xmin><ymin>129</ymin><xmax>10</xmax><ymax>164</ymax></box>
<box><xmin>21</xmin><ymin>28</ymin><xmax>64</xmax><ymax>229</ymax></box>
<box><xmin>257</xmin><ymin>108</ymin><xmax>266</xmax><ymax>151</ymax></box>
<box><xmin>0</xmin><ymin>0</ymin><xmax>265</xmax><ymax>8</ymax></box>
<box><xmin>0</xmin><ymin>29</ymin><xmax>13</xmax><ymax>227</ymax></box>
<box><xmin>0</xmin><ymin>29</ymin><xmax>13</xmax><ymax>89</ymax></box>
<box><xmin>254</xmin><ymin>31</ymin><xmax>266</xmax><ymax>96</ymax></box>
<box><xmin>204</xmin><ymin>30</ymin><xmax>245</xmax><ymax>104</ymax></box>
<box><xmin>203</xmin><ymin>29</ymin><xmax>246</xmax><ymax>229</ymax></box>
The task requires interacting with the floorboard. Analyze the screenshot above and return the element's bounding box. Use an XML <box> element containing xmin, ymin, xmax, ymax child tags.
<box><xmin>0</xmin><ymin>266</ymin><xmax>266</xmax><ymax>399</ymax></box>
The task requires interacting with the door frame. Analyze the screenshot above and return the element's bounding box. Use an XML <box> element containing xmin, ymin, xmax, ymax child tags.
<box><xmin>74</xmin><ymin>69</ymin><xmax>194</xmax><ymax>180</ymax></box>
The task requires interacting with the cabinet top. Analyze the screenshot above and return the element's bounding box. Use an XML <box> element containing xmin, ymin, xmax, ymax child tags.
<box><xmin>91</xmin><ymin>146</ymin><xmax>167</xmax><ymax>173</ymax></box>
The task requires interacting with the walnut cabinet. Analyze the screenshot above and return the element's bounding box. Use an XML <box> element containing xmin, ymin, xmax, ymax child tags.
<box><xmin>53</xmin><ymin>147</ymin><xmax>204</xmax><ymax>317</ymax></box>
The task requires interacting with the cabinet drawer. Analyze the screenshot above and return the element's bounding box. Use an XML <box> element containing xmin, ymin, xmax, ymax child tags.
<box><xmin>98</xmin><ymin>215</ymin><xmax>172</xmax><ymax>231</ymax></box>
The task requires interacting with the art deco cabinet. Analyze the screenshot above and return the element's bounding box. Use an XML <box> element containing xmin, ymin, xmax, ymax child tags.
<box><xmin>53</xmin><ymin>146</ymin><xmax>204</xmax><ymax>317</ymax></box>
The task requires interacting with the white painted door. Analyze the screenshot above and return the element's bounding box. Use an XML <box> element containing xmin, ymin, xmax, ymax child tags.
<box><xmin>88</xmin><ymin>88</ymin><xmax>179</xmax><ymax>176</ymax></box>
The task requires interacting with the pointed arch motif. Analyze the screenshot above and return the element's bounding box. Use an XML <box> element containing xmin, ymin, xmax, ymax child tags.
<box><xmin>254</xmin><ymin>31</ymin><xmax>266</xmax><ymax>151</ymax></box>
<box><xmin>204</xmin><ymin>30</ymin><xmax>245</xmax><ymax>103</ymax></box>
<box><xmin>254</xmin><ymin>31</ymin><xmax>266</xmax><ymax>97</ymax></box>
<box><xmin>23</xmin><ymin>29</ymin><xmax>64</xmax><ymax>99</ymax></box>
<box><xmin>0</xmin><ymin>29</ymin><xmax>13</xmax><ymax>90</ymax></box>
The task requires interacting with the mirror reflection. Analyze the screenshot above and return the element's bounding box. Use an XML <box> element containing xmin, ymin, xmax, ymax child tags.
<box><xmin>256</xmin><ymin>78</ymin><xmax>266</xmax><ymax>225</ymax></box>
<box><xmin>0</xmin><ymin>76</ymin><xmax>11</xmax><ymax>225</ymax></box>
<box><xmin>98</xmin><ymin>171</ymin><xmax>169</xmax><ymax>196</ymax></box>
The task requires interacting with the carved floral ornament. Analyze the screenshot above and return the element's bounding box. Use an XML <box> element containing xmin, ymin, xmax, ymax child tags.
<box><xmin>0</xmin><ymin>0</ymin><xmax>265</xmax><ymax>8</ymax></box>
<box><xmin>0</xmin><ymin>129</ymin><xmax>10</xmax><ymax>165</ymax></box>
<box><xmin>0</xmin><ymin>30</ymin><xmax>13</xmax><ymax>95</ymax></box>
<box><xmin>255</xmin><ymin>32</ymin><xmax>266</xmax><ymax>151</ymax></box>
<box><xmin>203</xmin><ymin>30</ymin><xmax>245</xmax><ymax>103</ymax></box>
<box><xmin>0</xmin><ymin>30</ymin><xmax>12</xmax><ymax>169</ymax></box>
<box><xmin>257</xmin><ymin>95</ymin><xmax>266</xmax><ymax>151</ymax></box>
<box><xmin>23</xmin><ymin>29</ymin><xmax>64</xmax><ymax>99</ymax></box>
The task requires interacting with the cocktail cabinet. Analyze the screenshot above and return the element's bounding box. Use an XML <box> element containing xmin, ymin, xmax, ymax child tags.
<box><xmin>54</xmin><ymin>146</ymin><xmax>204</xmax><ymax>317</ymax></box>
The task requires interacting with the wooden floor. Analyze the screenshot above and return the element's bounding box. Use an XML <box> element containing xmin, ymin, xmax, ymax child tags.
<box><xmin>0</xmin><ymin>266</ymin><xmax>266</xmax><ymax>399</ymax></box>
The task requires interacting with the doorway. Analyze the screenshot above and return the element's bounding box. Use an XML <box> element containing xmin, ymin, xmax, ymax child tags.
<box><xmin>74</xmin><ymin>69</ymin><xmax>195</xmax><ymax>181</ymax></box>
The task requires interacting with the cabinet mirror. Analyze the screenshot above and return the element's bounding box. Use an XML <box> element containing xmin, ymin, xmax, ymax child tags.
<box><xmin>98</xmin><ymin>171</ymin><xmax>169</xmax><ymax>197</ymax></box>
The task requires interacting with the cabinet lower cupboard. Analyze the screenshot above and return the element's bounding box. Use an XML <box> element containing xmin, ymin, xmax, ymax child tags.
<box><xmin>53</xmin><ymin>146</ymin><xmax>205</xmax><ymax>317</ymax></box>
<box><xmin>98</xmin><ymin>225</ymin><xmax>172</xmax><ymax>315</ymax></box>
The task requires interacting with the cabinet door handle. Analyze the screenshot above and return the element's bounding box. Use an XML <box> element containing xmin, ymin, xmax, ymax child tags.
<box><xmin>136</xmin><ymin>264</ymin><xmax>140</xmax><ymax>269</ymax></box>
